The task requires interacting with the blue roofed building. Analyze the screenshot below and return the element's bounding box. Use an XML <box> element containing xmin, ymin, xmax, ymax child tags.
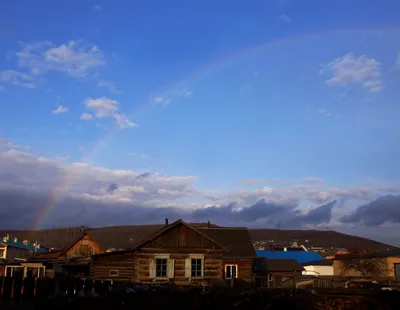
<box><xmin>0</xmin><ymin>234</ymin><xmax>48</xmax><ymax>263</ymax></box>
<box><xmin>256</xmin><ymin>250</ymin><xmax>324</xmax><ymax>264</ymax></box>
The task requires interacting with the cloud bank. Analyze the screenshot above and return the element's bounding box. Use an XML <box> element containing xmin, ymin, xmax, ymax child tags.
<box><xmin>0</xmin><ymin>139</ymin><xmax>399</xmax><ymax>245</ymax></box>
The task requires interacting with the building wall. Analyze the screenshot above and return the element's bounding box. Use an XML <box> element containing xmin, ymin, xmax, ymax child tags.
<box><xmin>6</xmin><ymin>246</ymin><xmax>30</xmax><ymax>262</ymax></box>
<box><xmin>302</xmin><ymin>265</ymin><xmax>334</xmax><ymax>276</ymax></box>
<box><xmin>333</xmin><ymin>256</ymin><xmax>400</xmax><ymax>278</ymax></box>
<box><xmin>65</xmin><ymin>234</ymin><xmax>103</xmax><ymax>258</ymax></box>
<box><xmin>91</xmin><ymin>252</ymin><xmax>136</xmax><ymax>282</ymax></box>
<box><xmin>223</xmin><ymin>258</ymin><xmax>253</xmax><ymax>282</ymax></box>
<box><xmin>91</xmin><ymin>223</ymin><xmax>225</xmax><ymax>285</ymax></box>
<box><xmin>135</xmin><ymin>250</ymin><xmax>223</xmax><ymax>285</ymax></box>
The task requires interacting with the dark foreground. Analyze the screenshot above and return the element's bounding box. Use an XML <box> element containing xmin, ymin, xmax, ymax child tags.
<box><xmin>1</xmin><ymin>288</ymin><xmax>399</xmax><ymax>310</ymax></box>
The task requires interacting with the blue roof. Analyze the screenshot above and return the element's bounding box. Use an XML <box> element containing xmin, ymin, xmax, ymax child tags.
<box><xmin>256</xmin><ymin>250</ymin><xmax>324</xmax><ymax>264</ymax></box>
<box><xmin>2</xmin><ymin>240</ymin><xmax>48</xmax><ymax>253</ymax></box>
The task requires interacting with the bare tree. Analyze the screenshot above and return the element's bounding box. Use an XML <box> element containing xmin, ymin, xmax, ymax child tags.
<box><xmin>340</xmin><ymin>258</ymin><xmax>388</xmax><ymax>277</ymax></box>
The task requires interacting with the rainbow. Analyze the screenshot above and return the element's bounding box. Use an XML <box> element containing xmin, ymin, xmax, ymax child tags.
<box><xmin>31</xmin><ymin>27</ymin><xmax>399</xmax><ymax>230</ymax></box>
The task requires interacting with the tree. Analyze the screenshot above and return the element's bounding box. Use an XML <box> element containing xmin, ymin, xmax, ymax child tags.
<box><xmin>340</xmin><ymin>257</ymin><xmax>388</xmax><ymax>277</ymax></box>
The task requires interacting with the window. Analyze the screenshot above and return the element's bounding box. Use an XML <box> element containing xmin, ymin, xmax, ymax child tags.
<box><xmin>0</xmin><ymin>248</ymin><xmax>5</xmax><ymax>259</ymax></box>
<box><xmin>225</xmin><ymin>264</ymin><xmax>238</xmax><ymax>279</ymax></box>
<box><xmin>394</xmin><ymin>264</ymin><xmax>400</xmax><ymax>280</ymax></box>
<box><xmin>109</xmin><ymin>270</ymin><xmax>119</xmax><ymax>277</ymax></box>
<box><xmin>156</xmin><ymin>258</ymin><xmax>168</xmax><ymax>278</ymax></box>
<box><xmin>191</xmin><ymin>258</ymin><xmax>203</xmax><ymax>277</ymax></box>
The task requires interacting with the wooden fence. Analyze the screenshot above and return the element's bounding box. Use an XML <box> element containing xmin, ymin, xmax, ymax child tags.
<box><xmin>1</xmin><ymin>275</ymin><xmax>399</xmax><ymax>302</ymax></box>
<box><xmin>0</xmin><ymin>277</ymin><xmax>112</xmax><ymax>302</ymax></box>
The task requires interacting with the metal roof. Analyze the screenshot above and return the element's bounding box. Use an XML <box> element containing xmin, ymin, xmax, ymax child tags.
<box><xmin>0</xmin><ymin>240</ymin><xmax>48</xmax><ymax>253</ymax></box>
<box><xmin>256</xmin><ymin>250</ymin><xmax>324</xmax><ymax>264</ymax></box>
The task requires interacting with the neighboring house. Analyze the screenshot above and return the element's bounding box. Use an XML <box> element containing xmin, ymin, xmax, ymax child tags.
<box><xmin>28</xmin><ymin>231</ymin><xmax>105</xmax><ymax>278</ymax></box>
<box><xmin>0</xmin><ymin>234</ymin><xmax>48</xmax><ymax>277</ymax></box>
<box><xmin>254</xmin><ymin>258</ymin><xmax>304</xmax><ymax>287</ymax></box>
<box><xmin>301</xmin><ymin>259</ymin><xmax>334</xmax><ymax>276</ymax></box>
<box><xmin>91</xmin><ymin>219</ymin><xmax>225</xmax><ymax>285</ymax></box>
<box><xmin>256</xmin><ymin>250</ymin><xmax>324</xmax><ymax>264</ymax></box>
<box><xmin>195</xmin><ymin>226</ymin><xmax>258</xmax><ymax>286</ymax></box>
<box><xmin>333</xmin><ymin>250</ymin><xmax>400</xmax><ymax>278</ymax></box>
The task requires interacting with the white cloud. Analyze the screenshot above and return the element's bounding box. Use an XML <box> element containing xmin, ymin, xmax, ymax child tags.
<box><xmin>129</xmin><ymin>152</ymin><xmax>151</xmax><ymax>159</ymax></box>
<box><xmin>0</xmin><ymin>70</ymin><xmax>35</xmax><ymax>89</ymax></box>
<box><xmin>279</xmin><ymin>14</ymin><xmax>291</xmax><ymax>22</ymax></box>
<box><xmin>0</xmin><ymin>138</ymin><xmax>30</xmax><ymax>152</ymax></box>
<box><xmin>84</xmin><ymin>97</ymin><xmax>119</xmax><ymax>117</ymax></box>
<box><xmin>1</xmin><ymin>140</ymin><xmax>399</xmax><ymax>244</ymax></box>
<box><xmin>316</xmin><ymin>108</ymin><xmax>334</xmax><ymax>118</ymax></box>
<box><xmin>151</xmin><ymin>89</ymin><xmax>192</xmax><ymax>106</ymax></box>
<box><xmin>52</xmin><ymin>105</ymin><xmax>68</xmax><ymax>115</ymax></box>
<box><xmin>301</xmin><ymin>177</ymin><xmax>324</xmax><ymax>183</ymax></box>
<box><xmin>93</xmin><ymin>5</ymin><xmax>102</xmax><ymax>11</ymax></box>
<box><xmin>83</xmin><ymin>97</ymin><xmax>137</xmax><ymax>128</ymax></box>
<box><xmin>321</xmin><ymin>53</ymin><xmax>383</xmax><ymax>93</ymax></box>
<box><xmin>179</xmin><ymin>90</ymin><xmax>193</xmax><ymax>98</ymax></box>
<box><xmin>151</xmin><ymin>95</ymin><xmax>165</xmax><ymax>103</ymax></box>
<box><xmin>97</xmin><ymin>81</ymin><xmax>121</xmax><ymax>94</ymax></box>
<box><xmin>16</xmin><ymin>40</ymin><xmax>105</xmax><ymax>78</ymax></box>
<box><xmin>80</xmin><ymin>112</ymin><xmax>93</xmax><ymax>120</ymax></box>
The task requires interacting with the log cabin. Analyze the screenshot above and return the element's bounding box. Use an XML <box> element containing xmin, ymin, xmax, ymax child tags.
<box><xmin>28</xmin><ymin>231</ymin><xmax>105</xmax><ymax>278</ymax></box>
<box><xmin>254</xmin><ymin>258</ymin><xmax>304</xmax><ymax>287</ymax></box>
<box><xmin>91</xmin><ymin>219</ymin><xmax>225</xmax><ymax>286</ymax></box>
<box><xmin>195</xmin><ymin>227</ymin><xmax>258</xmax><ymax>288</ymax></box>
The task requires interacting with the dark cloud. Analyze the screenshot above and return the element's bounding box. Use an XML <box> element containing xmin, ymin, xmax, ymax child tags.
<box><xmin>0</xmin><ymin>188</ymin><xmax>335</xmax><ymax>230</ymax></box>
<box><xmin>107</xmin><ymin>183</ymin><xmax>118</xmax><ymax>193</ymax></box>
<box><xmin>296</xmin><ymin>200</ymin><xmax>336</xmax><ymax>225</ymax></box>
<box><xmin>341</xmin><ymin>195</ymin><xmax>400</xmax><ymax>226</ymax></box>
<box><xmin>192</xmin><ymin>199</ymin><xmax>334</xmax><ymax>228</ymax></box>
<box><xmin>1</xmin><ymin>147</ymin><xmax>399</xmax><ymax>245</ymax></box>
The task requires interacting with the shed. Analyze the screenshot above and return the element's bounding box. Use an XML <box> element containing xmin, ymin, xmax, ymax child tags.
<box><xmin>301</xmin><ymin>259</ymin><xmax>334</xmax><ymax>276</ymax></box>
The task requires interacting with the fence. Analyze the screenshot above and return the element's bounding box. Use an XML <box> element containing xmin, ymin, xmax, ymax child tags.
<box><xmin>0</xmin><ymin>277</ymin><xmax>112</xmax><ymax>303</ymax></box>
<box><xmin>1</xmin><ymin>275</ymin><xmax>399</xmax><ymax>303</ymax></box>
<box><xmin>264</xmin><ymin>275</ymin><xmax>400</xmax><ymax>289</ymax></box>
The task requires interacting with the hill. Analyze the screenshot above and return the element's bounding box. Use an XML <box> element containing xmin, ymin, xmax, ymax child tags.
<box><xmin>249</xmin><ymin>228</ymin><xmax>396</xmax><ymax>251</ymax></box>
<box><xmin>0</xmin><ymin>224</ymin><xmax>396</xmax><ymax>251</ymax></box>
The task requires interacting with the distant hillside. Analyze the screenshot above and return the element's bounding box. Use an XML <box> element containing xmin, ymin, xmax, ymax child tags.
<box><xmin>0</xmin><ymin>224</ymin><xmax>396</xmax><ymax>251</ymax></box>
<box><xmin>249</xmin><ymin>229</ymin><xmax>397</xmax><ymax>251</ymax></box>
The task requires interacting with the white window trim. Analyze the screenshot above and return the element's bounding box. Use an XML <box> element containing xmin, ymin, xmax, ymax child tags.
<box><xmin>190</xmin><ymin>257</ymin><xmax>204</xmax><ymax>278</ymax></box>
<box><xmin>225</xmin><ymin>264</ymin><xmax>238</xmax><ymax>279</ymax></box>
<box><xmin>109</xmin><ymin>269</ymin><xmax>119</xmax><ymax>277</ymax></box>
<box><xmin>154</xmin><ymin>256</ymin><xmax>170</xmax><ymax>279</ymax></box>
<box><xmin>0</xmin><ymin>247</ymin><xmax>6</xmax><ymax>259</ymax></box>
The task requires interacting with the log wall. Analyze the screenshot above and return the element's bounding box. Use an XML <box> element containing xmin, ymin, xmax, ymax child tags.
<box><xmin>91</xmin><ymin>252</ymin><xmax>135</xmax><ymax>282</ymax></box>
<box><xmin>223</xmin><ymin>258</ymin><xmax>254</xmax><ymax>282</ymax></box>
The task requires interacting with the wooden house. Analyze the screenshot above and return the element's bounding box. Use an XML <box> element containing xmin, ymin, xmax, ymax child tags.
<box><xmin>91</xmin><ymin>219</ymin><xmax>226</xmax><ymax>285</ymax></box>
<box><xmin>254</xmin><ymin>258</ymin><xmax>304</xmax><ymax>287</ymax></box>
<box><xmin>195</xmin><ymin>227</ymin><xmax>258</xmax><ymax>287</ymax></box>
<box><xmin>333</xmin><ymin>250</ymin><xmax>400</xmax><ymax>278</ymax></box>
<box><xmin>28</xmin><ymin>231</ymin><xmax>105</xmax><ymax>278</ymax></box>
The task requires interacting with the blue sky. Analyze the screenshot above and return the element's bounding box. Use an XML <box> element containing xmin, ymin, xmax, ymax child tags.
<box><xmin>0</xmin><ymin>0</ymin><xmax>400</xmax><ymax>244</ymax></box>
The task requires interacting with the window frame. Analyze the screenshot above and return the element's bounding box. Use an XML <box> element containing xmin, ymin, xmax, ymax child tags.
<box><xmin>190</xmin><ymin>258</ymin><xmax>203</xmax><ymax>278</ymax></box>
<box><xmin>109</xmin><ymin>270</ymin><xmax>119</xmax><ymax>277</ymax></box>
<box><xmin>155</xmin><ymin>257</ymin><xmax>169</xmax><ymax>278</ymax></box>
<box><xmin>225</xmin><ymin>264</ymin><xmax>238</xmax><ymax>279</ymax></box>
<box><xmin>189</xmin><ymin>254</ymin><xmax>204</xmax><ymax>278</ymax></box>
<box><xmin>0</xmin><ymin>247</ymin><xmax>5</xmax><ymax>259</ymax></box>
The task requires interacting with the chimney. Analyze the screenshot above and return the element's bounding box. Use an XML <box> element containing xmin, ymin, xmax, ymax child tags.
<box><xmin>3</xmin><ymin>234</ymin><xmax>9</xmax><ymax>242</ymax></box>
<box><xmin>207</xmin><ymin>221</ymin><xmax>211</xmax><ymax>228</ymax></box>
<box><xmin>165</xmin><ymin>218</ymin><xmax>169</xmax><ymax>226</ymax></box>
<box><xmin>13</xmin><ymin>237</ymin><xmax>17</xmax><ymax>243</ymax></box>
<box><xmin>23</xmin><ymin>240</ymin><xmax>28</xmax><ymax>246</ymax></box>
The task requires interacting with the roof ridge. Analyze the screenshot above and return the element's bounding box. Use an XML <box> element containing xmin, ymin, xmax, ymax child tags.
<box><xmin>198</xmin><ymin>227</ymin><xmax>248</xmax><ymax>230</ymax></box>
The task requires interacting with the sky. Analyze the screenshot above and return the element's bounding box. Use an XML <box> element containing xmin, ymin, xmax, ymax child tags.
<box><xmin>0</xmin><ymin>0</ymin><xmax>400</xmax><ymax>245</ymax></box>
